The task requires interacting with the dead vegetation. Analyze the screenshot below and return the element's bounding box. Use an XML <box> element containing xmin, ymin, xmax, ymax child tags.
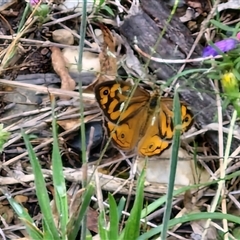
<box><xmin>1</xmin><ymin>0</ymin><xmax>240</xmax><ymax>239</ymax></box>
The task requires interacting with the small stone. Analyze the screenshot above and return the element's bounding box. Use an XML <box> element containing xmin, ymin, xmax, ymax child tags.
<box><xmin>62</xmin><ymin>48</ymin><xmax>100</xmax><ymax>73</ymax></box>
<box><xmin>52</xmin><ymin>29</ymin><xmax>74</xmax><ymax>45</ymax></box>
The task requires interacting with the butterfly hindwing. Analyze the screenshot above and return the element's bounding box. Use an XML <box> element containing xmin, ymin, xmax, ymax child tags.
<box><xmin>138</xmin><ymin>99</ymin><xmax>194</xmax><ymax>156</ymax></box>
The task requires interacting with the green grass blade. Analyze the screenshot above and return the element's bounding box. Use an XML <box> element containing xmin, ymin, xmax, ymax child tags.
<box><xmin>140</xmin><ymin>168</ymin><xmax>240</xmax><ymax>219</ymax></box>
<box><xmin>165</xmin><ymin>68</ymin><xmax>209</xmax><ymax>87</ymax></box>
<box><xmin>67</xmin><ymin>184</ymin><xmax>95</xmax><ymax>240</ymax></box>
<box><xmin>21</xmin><ymin>218</ymin><xmax>44</xmax><ymax>239</ymax></box>
<box><xmin>108</xmin><ymin>193</ymin><xmax>119</xmax><ymax>239</ymax></box>
<box><xmin>210</xmin><ymin>19</ymin><xmax>240</xmax><ymax>33</ymax></box>
<box><xmin>51</xmin><ymin>98</ymin><xmax>68</xmax><ymax>237</ymax></box>
<box><xmin>17</xmin><ymin>3</ymin><xmax>30</xmax><ymax>33</ymax></box>
<box><xmin>22</xmin><ymin>131</ymin><xmax>59</xmax><ymax>239</ymax></box>
<box><xmin>98</xmin><ymin>211</ymin><xmax>109</xmax><ymax>240</ymax></box>
<box><xmin>117</xmin><ymin>197</ymin><xmax>126</xmax><ymax>222</ymax></box>
<box><xmin>138</xmin><ymin>212</ymin><xmax>240</xmax><ymax>239</ymax></box>
<box><xmin>77</xmin><ymin>1</ymin><xmax>88</xmax><ymax>238</ymax></box>
<box><xmin>120</xmin><ymin>166</ymin><xmax>146</xmax><ymax>240</ymax></box>
<box><xmin>160</xmin><ymin>91</ymin><xmax>182</xmax><ymax>240</ymax></box>
<box><xmin>6</xmin><ymin>196</ymin><xmax>43</xmax><ymax>239</ymax></box>
<box><xmin>42</xmin><ymin>219</ymin><xmax>55</xmax><ymax>240</ymax></box>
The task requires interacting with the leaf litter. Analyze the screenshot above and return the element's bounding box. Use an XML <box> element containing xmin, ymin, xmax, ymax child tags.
<box><xmin>0</xmin><ymin>0</ymin><xmax>240</xmax><ymax>239</ymax></box>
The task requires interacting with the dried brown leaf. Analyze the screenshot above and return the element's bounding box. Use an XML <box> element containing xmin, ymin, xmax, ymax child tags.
<box><xmin>87</xmin><ymin>207</ymin><xmax>99</xmax><ymax>233</ymax></box>
<box><xmin>50</xmin><ymin>46</ymin><xmax>76</xmax><ymax>99</ymax></box>
<box><xmin>85</xmin><ymin>24</ymin><xmax>117</xmax><ymax>92</ymax></box>
<box><xmin>14</xmin><ymin>195</ymin><xmax>28</xmax><ymax>204</ymax></box>
<box><xmin>0</xmin><ymin>204</ymin><xmax>14</xmax><ymax>224</ymax></box>
<box><xmin>57</xmin><ymin>118</ymin><xmax>80</xmax><ymax>131</ymax></box>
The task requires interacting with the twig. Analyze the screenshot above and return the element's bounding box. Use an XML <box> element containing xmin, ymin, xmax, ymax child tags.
<box><xmin>133</xmin><ymin>43</ymin><xmax>222</xmax><ymax>64</ymax></box>
<box><xmin>0</xmin><ymin>79</ymin><xmax>95</xmax><ymax>101</ymax></box>
<box><xmin>0</xmin><ymin>35</ymin><xmax>99</xmax><ymax>52</ymax></box>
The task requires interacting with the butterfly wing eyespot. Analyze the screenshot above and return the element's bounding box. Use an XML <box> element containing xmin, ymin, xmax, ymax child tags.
<box><xmin>139</xmin><ymin>135</ymin><xmax>171</xmax><ymax>156</ymax></box>
<box><xmin>99</xmin><ymin>86</ymin><xmax>111</xmax><ymax>105</ymax></box>
<box><xmin>180</xmin><ymin>105</ymin><xmax>194</xmax><ymax>132</ymax></box>
<box><xmin>106</xmin><ymin>120</ymin><xmax>141</xmax><ymax>150</ymax></box>
<box><xmin>103</xmin><ymin>89</ymin><xmax>109</xmax><ymax>96</ymax></box>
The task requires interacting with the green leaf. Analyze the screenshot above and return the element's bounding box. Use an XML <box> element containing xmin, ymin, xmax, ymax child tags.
<box><xmin>232</xmin><ymin>226</ymin><xmax>240</xmax><ymax>239</ymax></box>
<box><xmin>120</xmin><ymin>166</ymin><xmax>145</xmax><ymax>240</ymax></box>
<box><xmin>218</xmin><ymin>62</ymin><xmax>233</xmax><ymax>70</ymax></box>
<box><xmin>35</xmin><ymin>4</ymin><xmax>50</xmax><ymax>18</ymax></box>
<box><xmin>6</xmin><ymin>197</ymin><xmax>43</xmax><ymax>239</ymax></box>
<box><xmin>102</xmin><ymin>5</ymin><xmax>115</xmax><ymax>16</ymax></box>
<box><xmin>210</xmin><ymin>19</ymin><xmax>239</xmax><ymax>33</ymax></box>
<box><xmin>0</xmin><ymin>124</ymin><xmax>10</xmax><ymax>153</ymax></box>
<box><xmin>98</xmin><ymin>211</ymin><xmax>109</xmax><ymax>240</ymax></box>
<box><xmin>138</xmin><ymin>212</ymin><xmax>240</xmax><ymax>239</ymax></box>
<box><xmin>206</xmin><ymin>72</ymin><xmax>221</xmax><ymax>80</ymax></box>
<box><xmin>232</xmin><ymin>68</ymin><xmax>240</xmax><ymax>81</ymax></box>
<box><xmin>22</xmin><ymin>131</ymin><xmax>60</xmax><ymax>239</ymax></box>
<box><xmin>51</xmin><ymin>98</ymin><xmax>68</xmax><ymax>237</ymax></box>
<box><xmin>160</xmin><ymin>91</ymin><xmax>182</xmax><ymax>240</ymax></box>
<box><xmin>234</xmin><ymin>61</ymin><xmax>240</xmax><ymax>73</ymax></box>
<box><xmin>21</xmin><ymin>218</ymin><xmax>44</xmax><ymax>239</ymax></box>
<box><xmin>86</xmin><ymin>229</ymin><xmax>93</xmax><ymax>240</ymax></box>
<box><xmin>165</xmin><ymin>68</ymin><xmax>209</xmax><ymax>87</ymax></box>
<box><xmin>108</xmin><ymin>193</ymin><xmax>119</xmax><ymax>239</ymax></box>
<box><xmin>42</xmin><ymin>219</ymin><xmax>55</xmax><ymax>240</ymax></box>
<box><xmin>117</xmin><ymin>197</ymin><xmax>126</xmax><ymax>222</ymax></box>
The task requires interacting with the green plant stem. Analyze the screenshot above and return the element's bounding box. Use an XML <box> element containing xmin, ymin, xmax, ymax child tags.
<box><xmin>160</xmin><ymin>90</ymin><xmax>181</xmax><ymax>240</ymax></box>
<box><xmin>78</xmin><ymin>1</ymin><xmax>88</xmax><ymax>240</ymax></box>
<box><xmin>78</xmin><ymin>0</ymin><xmax>87</xmax><ymax>185</ymax></box>
<box><xmin>18</xmin><ymin>3</ymin><xmax>30</xmax><ymax>33</ymax></box>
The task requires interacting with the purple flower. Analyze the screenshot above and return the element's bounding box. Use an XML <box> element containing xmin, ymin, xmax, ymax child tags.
<box><xmin>202</xmin><ymin>38</ymin><xmax>239</xmax><ymax>57</ymax></box>
<box><xmin>30</xmin><ymin>0</ymin><xmax>40</xmax><ymax>6</ymax></box>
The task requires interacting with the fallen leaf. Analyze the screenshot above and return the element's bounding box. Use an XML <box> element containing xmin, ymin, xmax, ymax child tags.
<box><xmin>85</xmin><ymin>24</ymin><xmax>117</xmax><ymax>92</ymax></box>
<box><xmin>0</xmin><ymin>204</ymin><xmax>14</xmax><ymax>224</ymax></box>
<box><xmin>57</xmin><ymin>118</ymin><xmax>80</xmax><ymax>131</ymax></box>
<box><xmin>57</xmin><ymin>113</ymin><xmax>99</xmax><ymax>131</ymax></box>
<box><xmin>50</xmin><ymin>46</ymin><xmax>76</xmax><ymax>100</ymax></box>
<box><xmin>14</xmin><ymin>195</ymin><xmax>28</xmax><ymax>204</ymax></box>
<box><xmin>87</xmin><ymin>207</ymin><xmax>99</xmax><ymax>233</ymax></box>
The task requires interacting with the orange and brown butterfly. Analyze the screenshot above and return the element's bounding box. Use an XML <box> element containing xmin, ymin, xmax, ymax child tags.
<box><xmin>94</xmin><ymin>80</ymin><xmax>194</xmax><ymax>157</ymax></box>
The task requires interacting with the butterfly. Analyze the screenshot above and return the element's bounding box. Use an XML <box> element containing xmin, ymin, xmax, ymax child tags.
<box><xmin>94</xmin><ymin>80</ymin><xmax>194</xmax><ymax>157</ymax></box>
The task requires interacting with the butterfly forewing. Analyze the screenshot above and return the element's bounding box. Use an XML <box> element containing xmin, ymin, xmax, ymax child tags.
<box><xmin>95</xmin><ymin>81</ymin><xmax>150</xmax><ymax>124</ymax></box>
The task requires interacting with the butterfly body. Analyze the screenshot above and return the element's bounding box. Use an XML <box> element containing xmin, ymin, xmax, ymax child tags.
<box><xmin>95</xmin><ymin>80</ymin><xmax>193</xmax><ymax>157</ymax></box>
